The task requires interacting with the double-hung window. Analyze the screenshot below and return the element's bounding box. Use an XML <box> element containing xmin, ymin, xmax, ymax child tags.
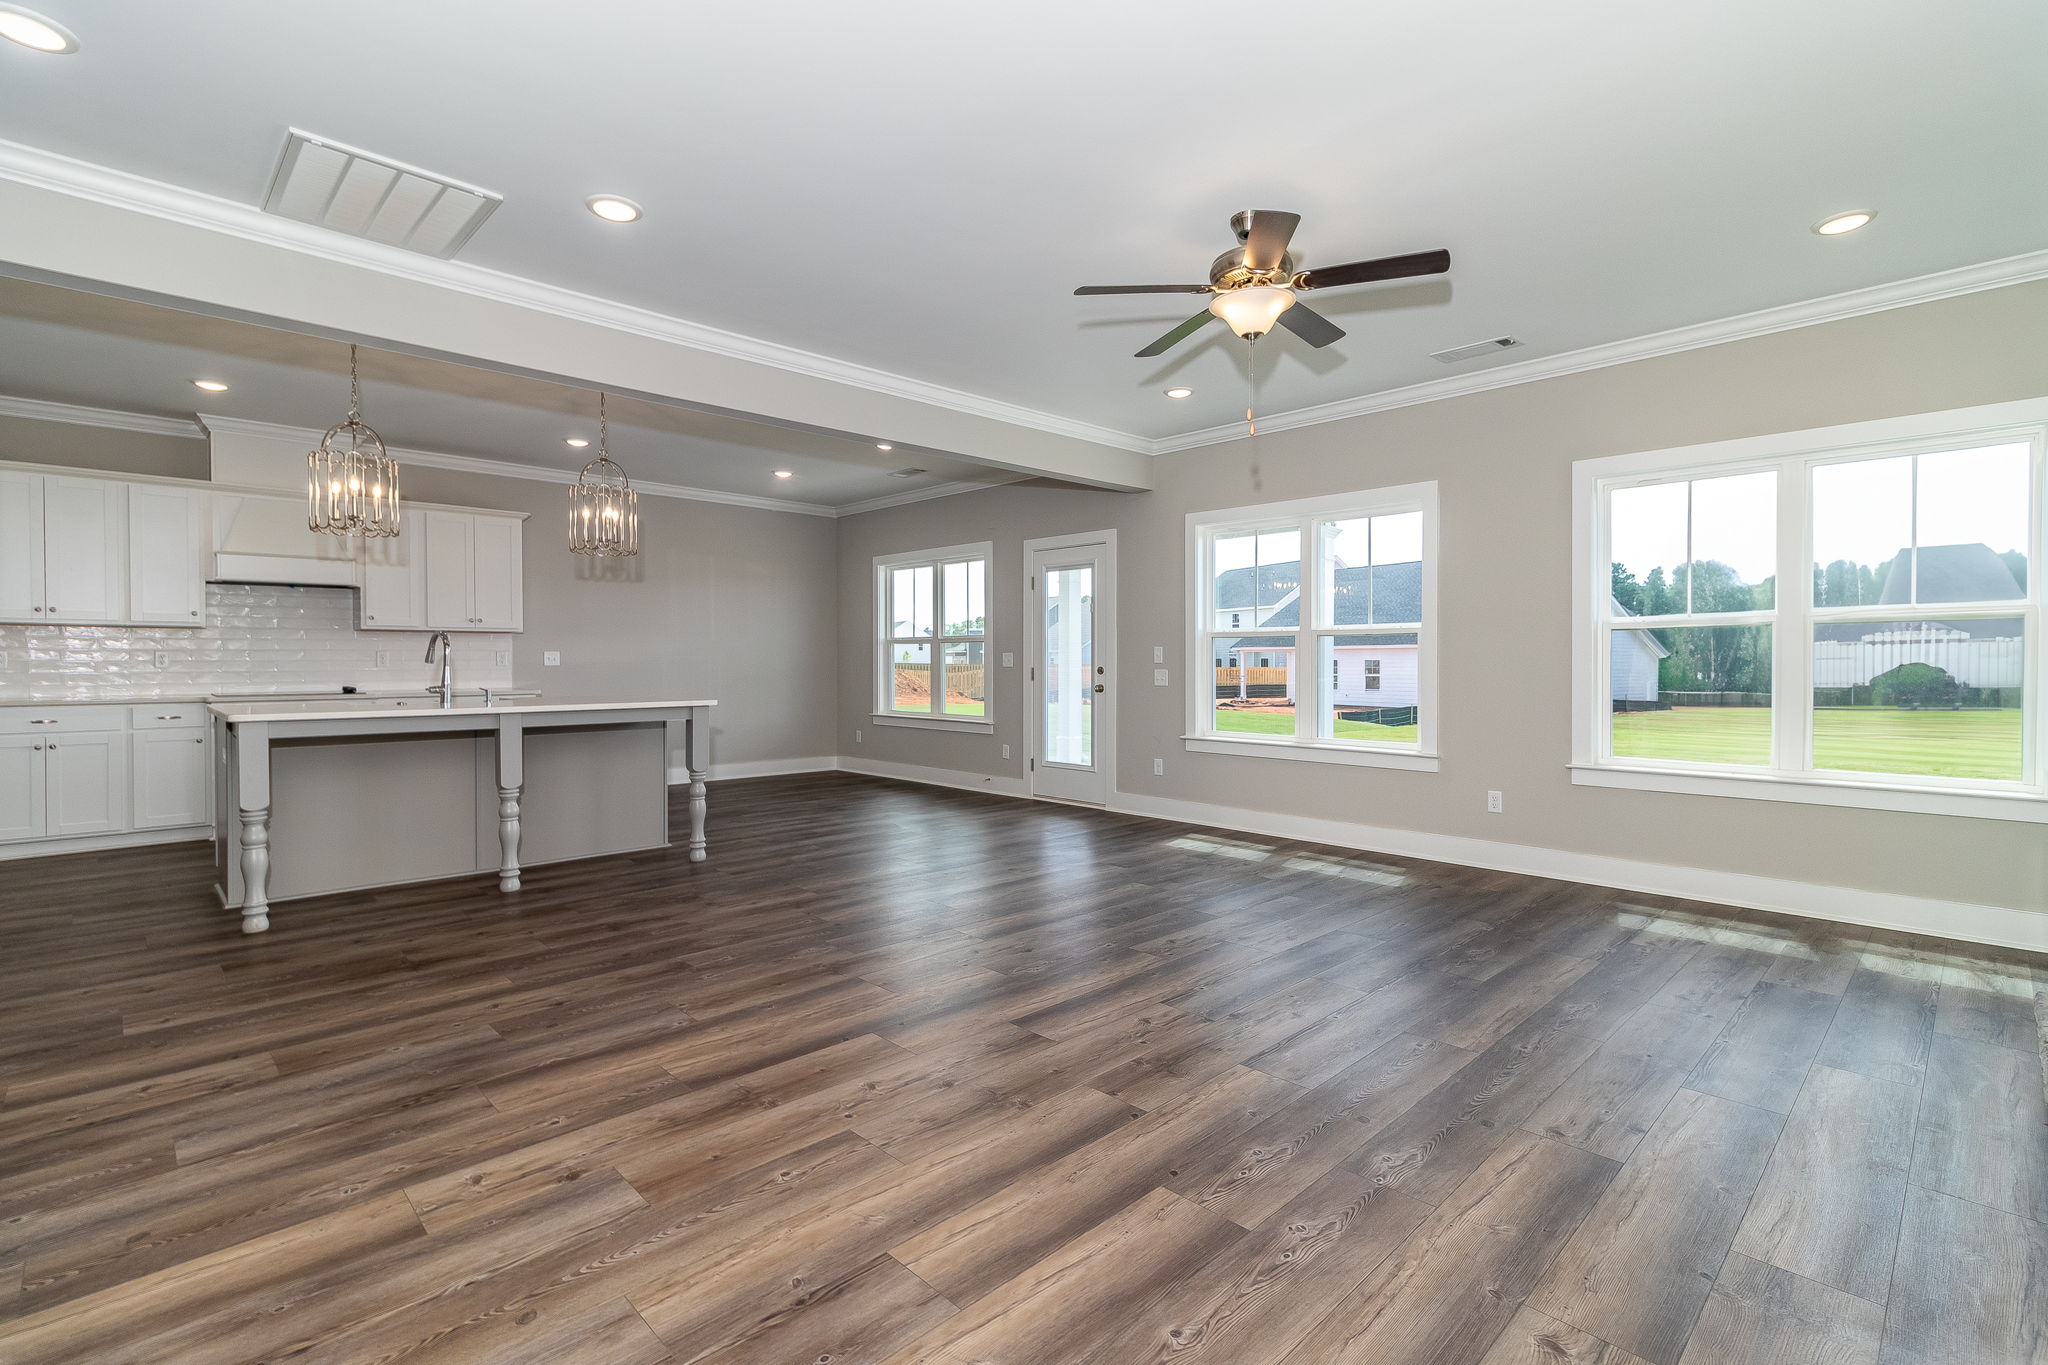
<box><xmin>1575</xmin><ymin>399</ymin><xmax>2047</xmax><ymax>820</ymax></box>
<box><xmin>1186</xmin><ymin>483</ymin><xmax>1438</xmax><ymax>770</ymax></box>
<box><xmin>875</xmin><ymin>542</ymin><xmax>991</xmax><ymax>731</ymax></box>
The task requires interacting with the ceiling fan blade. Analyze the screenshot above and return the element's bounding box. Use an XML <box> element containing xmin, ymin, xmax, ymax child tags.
<box><xmin>1074</xmin><ymin>284</ymin><xmax>1208</xmax><ymax>295</ymax></box>
<box><xmin>1276</xmin><ymin>302</ymin><xmax>1346</xmax><ymax>349</ymax></box>
<box><xmin>1295</xmin><ymin>248</ymin><xmax>1451</xmax><ymax>291</ymax></box>
<box><xmin>1135</xmin><ymin>310</ymin><xmax>1218</xmax><ymax>358</ymax></box>
<box><xmin>1240</xmin><ymin>210</ymin><xmax>1301</xmax><ymax>273</ymax></box>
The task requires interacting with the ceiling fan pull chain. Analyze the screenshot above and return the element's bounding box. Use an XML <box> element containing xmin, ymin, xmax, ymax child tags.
<box><xmin>1246</xmin><ymin>335</ymin><xmax>1258</xmax><ymax>437</ymax></box>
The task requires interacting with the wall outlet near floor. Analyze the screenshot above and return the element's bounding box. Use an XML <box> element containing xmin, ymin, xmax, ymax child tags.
<box><xmin>542</xmin><ymin>651</ymin><xmax>561</xmax><ymax>667</ymax></box>
<box><xmin>1153</xmin><ymin>669</ymin><xmax>1169</xmax><ymax>686</ymax></box>
<box><xmin>494</xmin><ymin>650</ymin><xmax>511</xmax><ymax>668</ymax></box>
<box><xmin>1153</xmin><ymin>646</ymin><xmax>1164</xmax><ymax>664</ymax></box>
<box><xmin>1001</xmin><ymin>744</ymin><xmax>1011</xmax><ymax>759</ymax></box>
<box><xmin>1486</xmin><ymin>790</ymin><xmax>1504</xmax><ymax>813</ymax></box>
<box><xmin>1153</xmin><ymin>758</ymin><xmax>1164</xmax><ymax>776</ymax></box>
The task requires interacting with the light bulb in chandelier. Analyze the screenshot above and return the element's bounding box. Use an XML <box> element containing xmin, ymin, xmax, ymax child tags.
<box><xmin>1208</xmin><ymin>285</ymin><xmax>1297</xmax><ymax>340</ymax></box>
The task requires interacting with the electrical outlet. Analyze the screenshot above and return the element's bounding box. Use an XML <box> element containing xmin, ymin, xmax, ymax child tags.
<box><xmin>375</xmin><ymin>650</ymin><xmax>390</xmax><ymax>668</ymax></box>
<box><xmin>1153</xmin><ymin>758</ymin><xmax>1164</xmax><ymax>776</ymax></box>
<box><xmin>1486</xmin><ymin>790</ymin><xmax>1504</xmax><ymax>813</ymax></box>
<box><xmin>542</xmin><ymin>651</ymin><xmax>561</xmax><ymax>667</ymax></box>
<box><xmin>1001</xmin><ymin>744</ymin><xmax>1011</xmax><ymax>759</ymax></box>
<box><xmin>1153</xmin><ymin>669</ymin><xmax>1169</xmax><ymax>686</ymax></box>
<box><xmin>152</xmin><ymin>650</ymin><xmax>169</xmax><ymax>669</ymax></box>
<box><xmin>1152</xmin><ymin>646</ymin><xmax>1164</xmax><ymax>664</ymax></box>
<box><xmin>1001</xmin><ymin>652</ymin><xmax>1014</xmax><ymax>668</ymax></box>
<box><xmin>494</xmin><ymin>650</ymin><xmax>511</xmax><ymax>668</ymax></box>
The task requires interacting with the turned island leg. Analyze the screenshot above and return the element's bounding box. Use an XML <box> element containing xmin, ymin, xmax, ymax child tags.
<box><xmin>235</xmin><ymin>722</ymin><xmax>272</xmax><ymax>933</ymax></box>
<box><xmin>686</xmin><ymin>711</ymin><xmax>708</xmax><ymax>861</ymax></box>
<box><xmin>496</xmin><ymin>717</ymin><xmax>525</xmax><ymax>892</ymax></box>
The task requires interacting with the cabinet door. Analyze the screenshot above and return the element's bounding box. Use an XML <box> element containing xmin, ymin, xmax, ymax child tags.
<box><xmin>43</xmin><ymin>477</ymin><xmax>127</xmax><ymax>624</ymax></box>
<box><xmin>0</xmin><ymin>470</ymin><xmax>44</xmax><ymax>623</ymax></box>
<box><xmin>132</xmin><ymin>728</ymin><xmax>209</xmax><ymax>830</ymax></box>
<box><xmin>0</xmin><ymin>734</ymin><xmax>44</xmax><ymax>843</ymax></box>
<box><xmin>358</xmin><ymin>510</ymin><xmax>425</xmax><ymax>629</ymax></box>
<box><xmin>45</xmin><ymin>730</ymin><xmax>128</xmax><ymax>837</ymax></box>
<box><xmin>469</xmin><ymin>515</ymin><xmax>523</xmax><ymax>631</ymax></box>
<box><xmin>421</xmin><ymin>511</ymin><xmax>474</xmax><ymax>629</ymax></box>
<box><xmin>127</xmin><ymin>484</ymin><xmax>208</xmax><ymax>625</ymax></box>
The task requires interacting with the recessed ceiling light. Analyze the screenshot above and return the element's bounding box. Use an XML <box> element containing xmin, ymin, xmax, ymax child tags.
<box><xmin>1164</xmin><ymin>387</ymin><xmax>1193</xmax><ymax>399</ymax></box>
<box><xmin>875</xmin><ymin>442</ymin><xmax>893</xmax><ymax>451</ymax></box>
<box><xmin>773</xmin><ymin>470</ymin><xmax>794</xmax><ymax>479</ymax></box>
<box><xmin>585</xmin><ymin>195</ymin><xmax>643</xmax><ymax>223</ymax></box>
<box><xmin>0</xmin><ymin>5</ymin><xmax>80</xmax><ymax>53</ymax></box>
<box><xmin>1813</xmin><ymin>211</ymin><xmax>1875</xmax><ymax>236</ymax></box>
<box><xmin>190</xmin><ymin>379</ymin><xmax>230</xmax><ymax>393</ymax></box>
<box><xmin>565</xmin><ymin>437</ymin><xmax>589</xmax><ymax>448</ymax></box>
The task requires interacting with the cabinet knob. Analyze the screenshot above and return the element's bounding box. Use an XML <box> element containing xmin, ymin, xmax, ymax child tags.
<box><xmin>366</xmin><ymin>614</ymin><xmax>375</xmax><ymax>621</ymax></box>
<box><xmin>31</xmin><ymin>605</ymin><xmax>42</xmax><ymax>612</ymax></box>
<box><xmin>190</xmin><ymin>610</ymin><xmax>199</xmax><ymax>617</ymax></box>
<box><xmin>195</xmin><ymin>737</ymin><xmax>204</xmax><ymax>744</ymax></box>
<box><xmin>32</xmin><ymin>743</ymin><xmax>41</xmax><ymax>751</ymax></box>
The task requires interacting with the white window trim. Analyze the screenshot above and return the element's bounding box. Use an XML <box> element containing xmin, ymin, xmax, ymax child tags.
<box><xmin>874</xmin><ymin>540</ymin><xmax>994</xmax><ymax>734</ymax></box>
<box><xmin>1572</xmin><ymin>396</ymin><xmax>2048</xmax><ymax>823</ymax></box>
<box><xmin>1184</xmin><ymin>483</ymin><xmax>1440</xmax><ymax>771</ymax></box>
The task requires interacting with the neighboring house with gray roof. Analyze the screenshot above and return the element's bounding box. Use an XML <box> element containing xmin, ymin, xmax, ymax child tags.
<box><xmin>1812</xmin><ymin>544</ymin><xmax>2025</xmax><ymax>692</ymax></box>
<box><xmin>1211</xmin><ymin>560</ymin><xmax>1425</xmax><ymax>708</ymax></box>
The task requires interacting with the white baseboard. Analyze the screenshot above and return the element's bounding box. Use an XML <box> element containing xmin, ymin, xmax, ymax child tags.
<box><xmin>0</xmin><ymin>826</ymin><xmax>211</xmax><ymax>861</ymax></box>
<box><xmin>1108</xmin><ymin>790</ymin><xmax>2047</xmax><ymax>953</ymax></box>
<box><xmin>669</xmin><ymin>756</ymin><xmax>839</xmax><ymax>784</ymax></box>
<box><xmin>838</xmin><ymin>755</ymin><xmax>1030</xmax><ymax>799</ymax></box>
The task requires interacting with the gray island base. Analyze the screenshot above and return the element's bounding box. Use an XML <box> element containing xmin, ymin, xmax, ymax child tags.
<box><xmin>209</xmin><ymin>698</ymin><xmax>714</xmax><ymax>932</ymax></box>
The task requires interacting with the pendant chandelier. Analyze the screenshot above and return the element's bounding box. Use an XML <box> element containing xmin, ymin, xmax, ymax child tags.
<box><xmin>568</xmin><ymin>392</ymin><xmax>639</xmax><ymax>557</ymax></box>
<box><xmin>307</xmin><ymin>344</ymin><xmax>401</xmax><ymax>538</ymax></box>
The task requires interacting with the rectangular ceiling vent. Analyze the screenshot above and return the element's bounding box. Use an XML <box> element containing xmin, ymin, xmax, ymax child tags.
<box><xmin>1430</xmin><ymin>336</ymin><xmax>1521</xmax><ymax>364</ymax></box>
<box><xmin>262</xmin><ymin>129</ymin><xmax>502</xmax><ymax>258</ymax></box>
<box><xmin>887</xmin><ymin>467</ymin><xmax>929</xmax><ymax>479</ymax></box>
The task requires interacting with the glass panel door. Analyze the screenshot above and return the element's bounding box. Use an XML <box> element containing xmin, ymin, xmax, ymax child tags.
<box><xmin>1043</xmin><ymin>564</ymin><xmax>1094</xmax><ymax>767</ymax></box>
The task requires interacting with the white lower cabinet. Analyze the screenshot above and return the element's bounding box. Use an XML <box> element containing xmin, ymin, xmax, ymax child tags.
<box><xmin>45</xmin><ymin>731</ymin><xmax>129</xmax><ymax>837</ymax></box>
<box><xmin>0</xmin><ymin>735</ymin><xmax>44</xmax><ymax>843</ymax></box>
<box><xmin>132</xmin><ymin>729</ymin><xmax>209</xmax><ymax>829</ymax></box>
<box><xmin>0</xmin><ymin>707</ymin><xmax>209</xmax><ymax>849</ymax></box>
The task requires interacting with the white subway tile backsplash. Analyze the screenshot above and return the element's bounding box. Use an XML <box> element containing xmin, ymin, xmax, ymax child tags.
<box><xmin>0</xmin><ymin>585</ymin><xmax>514</xmax><ymax>700</ymax></box>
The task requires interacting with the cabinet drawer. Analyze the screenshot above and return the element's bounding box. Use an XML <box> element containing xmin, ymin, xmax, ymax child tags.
<box><xmin>131</xmin><ymin>704</ymin><xmax>208</xmax><ymax>730</ymax></box>
<box><xmin>0</xmin><ymin>706</ymin><xmax>128</xmax><ymax>734</ymax></box>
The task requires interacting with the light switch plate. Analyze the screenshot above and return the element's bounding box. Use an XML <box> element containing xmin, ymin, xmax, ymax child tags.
<box><xmin>1153</xmin><ymin>669</ymin><xmax>1169</xmax><ymax>686</ymax></box>
<box><xmin>1153</xmin><ymin>646</ymin><xmax>1164</xmax><ymax>664</ymax></box>
<box><xmin>375</xmin><ymin>650</ymin><xmax>390</xmax><ymax>668</ymax></box>
<box><xmin>1001</xmin><ymin>652</ymin><xmax>1014</xmax><ymax>667</ymax></box>
<box><xmin>543</xmin><ymin>651</ymin><xmax>561</xmax><ymax>667</ymax></box>
<box><xmin>494</xmin><ymin>650</ymin><xmax>511</xmax><ymax>668</ymax></box>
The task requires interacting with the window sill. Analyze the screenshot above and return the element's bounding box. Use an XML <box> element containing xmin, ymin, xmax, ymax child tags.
<box><xmin>1569</xmin><ymin>762</ymin><xmax>2048</xmax><ymax>823</ymax></box>
<box><xmin>872</xmin><ymin>713</ymin><xmax>995</xmax><ymax>734</ymax></box>
<box><xmin>1182</xmin><ymin>734</ymin><xmax>1440</xmax><ymax>771</ymax></box>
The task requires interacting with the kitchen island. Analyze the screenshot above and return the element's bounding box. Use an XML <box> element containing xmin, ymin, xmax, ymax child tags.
<box><xmin>210</xmin><ymin>696</ymin><xmax>714</xmax><ymax>932</ymax></box>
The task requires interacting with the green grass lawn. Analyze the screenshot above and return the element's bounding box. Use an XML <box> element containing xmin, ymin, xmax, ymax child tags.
<box><xmin>1214</xmin><ymin>710</ymin><xmax>1421</xmax><ymax>744</ymax></box>
<box><xmin>1612</xmin><ymin>706</ymin><xmax>2021</xmax><ymax>780</ymax></box>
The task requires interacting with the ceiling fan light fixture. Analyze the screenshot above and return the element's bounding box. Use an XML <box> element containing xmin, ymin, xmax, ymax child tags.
<box><xmin>1208</xmin><ymin>285</ymin><xmax>1296</xmax><ymax>340</ymax></box>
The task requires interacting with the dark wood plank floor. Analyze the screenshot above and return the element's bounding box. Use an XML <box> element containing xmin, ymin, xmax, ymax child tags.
<box><xmin>1</xmin><ymin>772</ymin><xmax>2043</xmax><ymax>1364</ymax></box>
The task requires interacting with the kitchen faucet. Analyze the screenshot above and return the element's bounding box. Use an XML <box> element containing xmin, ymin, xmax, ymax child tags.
<box><xmin>424</xmin><ymin>632</ymin><xmax>454</xmax><ymax>707</ymax></box>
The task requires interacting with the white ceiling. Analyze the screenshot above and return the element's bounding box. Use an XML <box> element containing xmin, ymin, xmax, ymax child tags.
<box><xmin>0</xmin><ymin>276</ymin><xmax>1015</xmax><ymax>508</ymax></box>
<box><xmin>0</xmin><ymin>0</ymin><xmax>2043</xmax><ymax>444</ymax></box>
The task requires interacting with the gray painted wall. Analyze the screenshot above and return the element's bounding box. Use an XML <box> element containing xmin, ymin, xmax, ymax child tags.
<box><xmin>8</xmin><ymin>420</ymin><xmax>839</xmax><ymax>772</ymax></box>
<box><xmin>836</xmin><ymin>279</ymin><xmax>2048</xmax><ymax>914</ymax></box>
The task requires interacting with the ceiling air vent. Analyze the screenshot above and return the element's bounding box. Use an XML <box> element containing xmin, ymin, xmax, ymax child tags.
<box><xmin>262</xmin><ymin>129</ymin><xmax>502</xmax><ymax>258</ymax></box>
<box><xmin>1430</xmin><ymin>336</ymin><xmax>1521</xmax><ymax>364</ymax></box>
<box><xmin>887</xmin><ymin>467</ymin><xmax>929</xmax><ymax>479</ymax></box>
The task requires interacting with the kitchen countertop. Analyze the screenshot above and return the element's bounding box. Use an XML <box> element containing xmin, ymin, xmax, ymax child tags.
<box><xmin>2</xmin><ymin>688</ymin><xmax>539</xmax><ymax>707</ymax></box>
<box><xmin>208</xmin><ymin>696</ymin><xmax>715</xmax><ymax>724</ymax></box>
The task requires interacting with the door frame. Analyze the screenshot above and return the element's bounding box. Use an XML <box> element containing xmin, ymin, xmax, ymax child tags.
<box><xmin>1022</xmin><ymin>529</ymin><xmax>1117</xmax><ymax>804</ymax></box>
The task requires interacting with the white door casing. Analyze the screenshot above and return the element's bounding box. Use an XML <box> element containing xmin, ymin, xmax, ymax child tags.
<box><xmin>1025</xmin><ymin>530</ymin><xmax>1117</xmax><ymax>805</ymax></box>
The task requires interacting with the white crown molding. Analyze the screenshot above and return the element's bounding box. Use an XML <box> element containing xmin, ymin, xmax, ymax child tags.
<box><xmin>0</xmin><ymin>137</ymin><xmax>1150</xmax><ymax>456</ymax></box>
<box><xmin>1152</xmin><ymin>248</ymin><xmax>2048</xmax><ymax>453</ymax></box>
<box><xmin>0</xmin><ymin>392</ymin><xmax>204</xmax><ymax>439</ymax></box>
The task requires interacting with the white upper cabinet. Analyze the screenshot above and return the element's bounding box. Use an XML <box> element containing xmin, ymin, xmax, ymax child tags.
<box><xmin>421</xmin><ymin>509</ymin><xmax>523</xmax><ymax>631</ymax></box>
<box><xmin>357</xmin><ymin>510</ymin><xmax>426</xmax><ymax>630</ymax></box>
<box><xmin>0</xmin><ymin>470</ymin><xmax>44</xmax><ymax>621</ymax></box>
<box><xmin>43</xmin><ymin>477</ymin><xmax>127</xmax><ymax>624</ymax></box>
<box><xmin>127</xmin><ymin>484</ymin><xmax>209</xmax><ymax>624</ymax></box>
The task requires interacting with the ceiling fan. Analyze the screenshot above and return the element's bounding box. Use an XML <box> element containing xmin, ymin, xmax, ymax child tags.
<box><xmin>1074</xmin><ymin>210</ymin><xmax>1450</xmax><ymax>357</ymax></box>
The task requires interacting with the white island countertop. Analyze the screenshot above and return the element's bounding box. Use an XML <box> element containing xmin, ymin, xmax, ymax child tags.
<box><xmin>208</xmin><ymin>696</ymin><xmax>718</xmax><ymax>724</ymax></box>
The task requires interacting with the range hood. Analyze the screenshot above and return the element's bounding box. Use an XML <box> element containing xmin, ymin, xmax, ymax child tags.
<box><xmin>210</xmin><ymin>491</ymin><xmax>360</xmax><ymax>588</ymax></box>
